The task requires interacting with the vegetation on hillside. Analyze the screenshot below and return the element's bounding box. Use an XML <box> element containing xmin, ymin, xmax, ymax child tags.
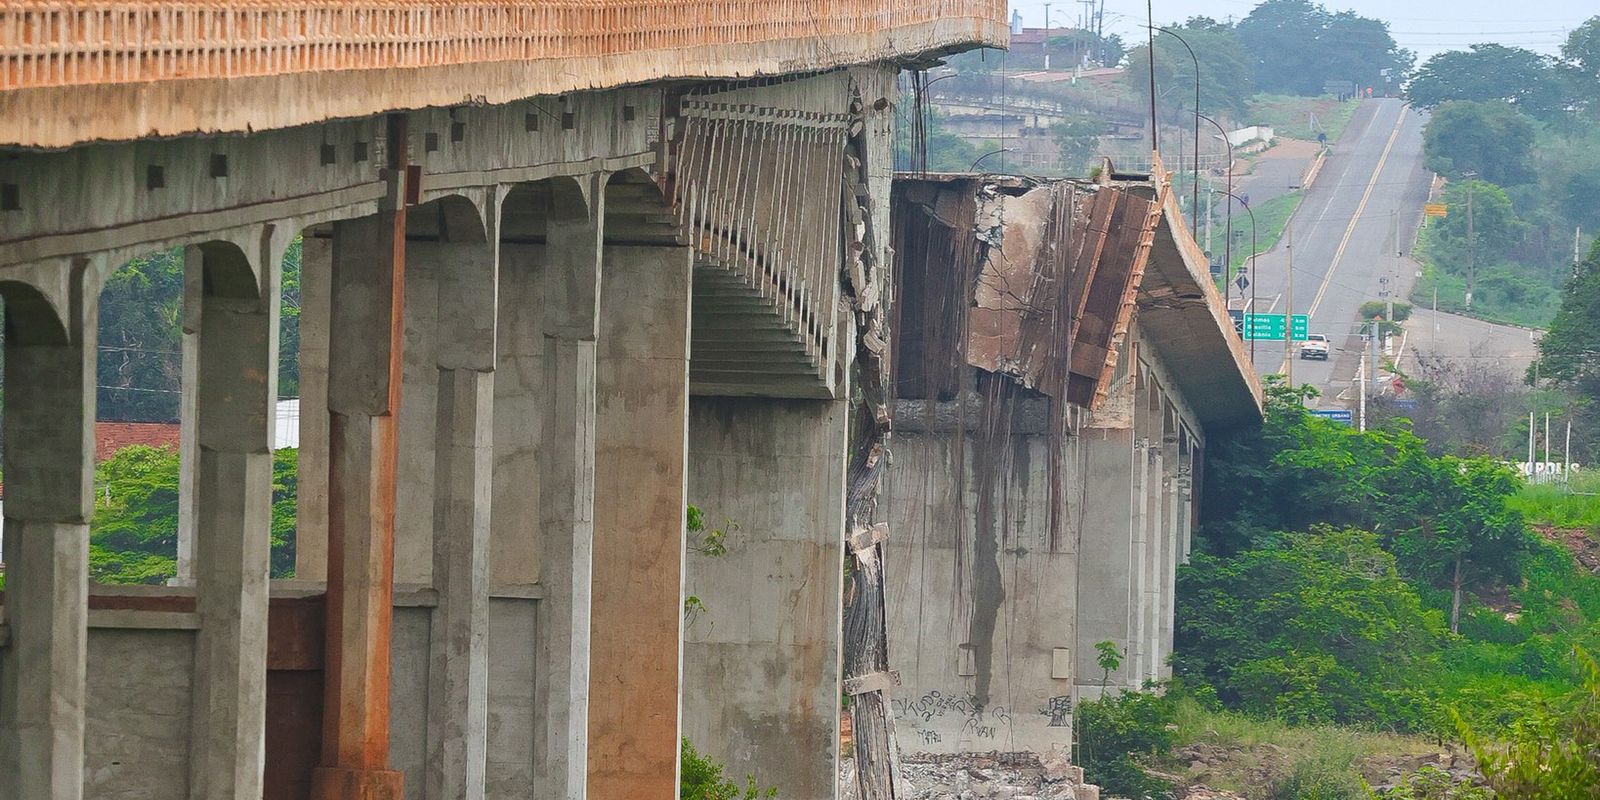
<box><xmin>1074</xmin><ymin>375</ymin><xmax>1600</xmax><ymax>797</ymax></box>
<box><xmin>1408</xmin><ymin>18</ymin><xmax>1600</xmax><ymax>327</ymax></box>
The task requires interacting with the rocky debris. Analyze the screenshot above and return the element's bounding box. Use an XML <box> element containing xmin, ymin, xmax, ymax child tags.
<box><xmin>1361</xmin><ymin>748</ymin><xmax>1479</xmax><ymax>793</ymax></box>
<box><xmin>1175</xmin><ymin>786</ymin><xmax>1246</xmax><ymax>800</ymax></box>
<box><xmin>840</xmin><ymin>750</ymin><xmax>1101</xmax><ymax>800</ymax></box>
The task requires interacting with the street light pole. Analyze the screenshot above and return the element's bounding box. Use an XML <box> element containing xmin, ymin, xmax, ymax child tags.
<box><xmin>1197</xmin><ymin>112</ymin><xmax>1232</xmax><ymax>305</ymax></box>
<box><xmin>1213</xmin><ymin>188</ymin><xmax>1258</xmax><ymax>364</ymax></box>
<box><xmin>1153</xmin><ymin>26</ymin><xmax>1201</xmax><ymax>236</ymax></box>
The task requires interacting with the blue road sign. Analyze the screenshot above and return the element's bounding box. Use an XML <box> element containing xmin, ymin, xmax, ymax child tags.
<box><xmin>1309</xmin><ymin>409</ymin><xmax>1354</xmax><ymax>425</ymax></box>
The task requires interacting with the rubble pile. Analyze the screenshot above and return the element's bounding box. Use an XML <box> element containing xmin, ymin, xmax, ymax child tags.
<box><xmin>841</xmin><ymin>750</ymin><xmax>1101</xmax><ymax>800</ymax></box>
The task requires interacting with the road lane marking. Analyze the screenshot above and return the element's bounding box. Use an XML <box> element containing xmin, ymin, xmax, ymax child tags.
<box><xmin>1280</xmin><ymin>104</ymin><xmax>1409</xmax><ymax>376</ymax></box>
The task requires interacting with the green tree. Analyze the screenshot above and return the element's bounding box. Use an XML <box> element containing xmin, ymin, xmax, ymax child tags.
<box><xmin>1236</xmin><ymin>0</ymin><xmax>1408</xmax><ymax>96</ymax></box>
<box><xmin>1422</xmin><ymin>102</ymin><xmax>1538</xmax><ymax>187</ymax></box>
<box><xmin>1560</xmin><ymin>16</ymin><xmax>1600</xmax><ymax>113</ymax></box>
<box><xmin>97</xmin><ymin>249</ymin><xmax>185</xmax><ymax>421</ymax></box>
<box><xmin>1529</xmin><ymin>239</ymin><xmax>1600</xmax><ymax>461</ymax></box>
<box><xmin>1407</xmin><ymin>45</ymin><xmax>1567</xmax><ymax>119</ymax></box>
<box><xmin>90</xmin><ymin>444</ymin><xmax>300</xmax><ymax>585</ymax></box>
<box><xmin>1123</xmin><ymin>21</ymin><xmax>1256</xmax><ymax>120</ymax></box>
<box><xmin>1424</xmin><ymin>179</ymin><xmax>1527</xmax><ymax>274</ymax></box>
<box><xmin>1175</xmin><ymin>526</ymin><xmax>1446</xmax><ymax>728</ymax></box>
<box><xmin>1053</xmin><ymin>114</ymin><xmax>1106</xmax><ymax>175</ymax></box>
<box><xmin>90</xmin><ymin>445</ymin><xmax>182</xmax><ymax>584</ymax></box>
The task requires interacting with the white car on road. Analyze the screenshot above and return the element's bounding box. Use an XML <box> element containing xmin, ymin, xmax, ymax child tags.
<box><xmin>1299</xmin><ymin>333</ymin><xmax>1330</xmax><ymax>360</ymax></box>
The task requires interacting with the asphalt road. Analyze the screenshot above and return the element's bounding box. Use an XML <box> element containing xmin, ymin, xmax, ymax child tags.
<box><xmin>1223</xmin><ymin>98</ymin><xmax>1432</xmax><ymax>407</ymax></box>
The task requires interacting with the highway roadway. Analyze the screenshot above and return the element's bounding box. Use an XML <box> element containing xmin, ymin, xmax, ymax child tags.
<box><xmin>1219</xmin><ymin>98</ymin><xmax>1432</xmax><ymax>407</ymax></box>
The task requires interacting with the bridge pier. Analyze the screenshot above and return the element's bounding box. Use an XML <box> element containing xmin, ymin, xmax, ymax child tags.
<box><xmin>0</xmin><ymin>265</ymin><xmax>97</xmax><ymax>800</ymax></box>
<box><xmin>681</xmin><ymin>396</ymin><xmax>850</xmax><ymax>800</ymax></box>
<box><xmin>311</xmin><ymin>207</ymin><xmax>408</xmax><ymax>800</ymax></box>
<box><xmin>186</xmin><ymin>237</ymin><xmax>279</xmax><ymax>800</ymax></box>
<box><xmin>589</xmin><ymin>242</ymin><xmax>694</xmax><ymax>799</ymax></box>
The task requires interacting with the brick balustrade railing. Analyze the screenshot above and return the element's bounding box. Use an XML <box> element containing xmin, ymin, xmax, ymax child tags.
<box><xmin>3</xmin><ymin>0</ymin><xmax>1005</xmax><ymax>90</ymax></box>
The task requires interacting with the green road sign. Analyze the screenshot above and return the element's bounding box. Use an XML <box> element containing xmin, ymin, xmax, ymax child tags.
<box><xmin>1240</xmin><ymin>313</ymin><xmax>1310</xmax><ymax>341</ymax></box>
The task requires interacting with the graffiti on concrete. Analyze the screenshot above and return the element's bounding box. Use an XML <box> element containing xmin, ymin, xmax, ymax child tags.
<box><xmin>892</xmin><ymin>690</ymin><xmax>1013</xmax><ymax>741</ymax></box>
<box><xmin>1039</xmin><ymin>695</ymin><xmax>1072</xmax><ymax>727</ymax></box>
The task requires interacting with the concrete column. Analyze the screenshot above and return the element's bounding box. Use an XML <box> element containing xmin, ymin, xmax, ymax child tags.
<box><xmin>0</xmin><ymin>267</ymin><xmax>95</xmax><ymax>800</ymax></box>
<box><xmin>535</xmin><ymin>188</ymin><xmax>603</xmax><ymax>798</ymax></box>
<box><xmin>419</xmin><ymin>215</ymin><xmax>498</xmax><ymax>800</ymax></box>
<box><xmin>174</xmin><ymin>272</ymin><xmax>200</xmax><ymax>585</ymax></box>
<box><xmin>589</xmin><ymin>243</ymin><xmax>692</xmax><ymax>799</ymax></box>
<box><xmin>1074</xmin><ymin>425</ymin><xmax>1136</xmax><ymax>696</ymax></box>
<box><xmin>312</xmin><ymin>208</ymin><xmax>407</xmax><ymax>800</ymax></box>
<box><xmin>186</xmin><ymin>240</ymin><xmax>278</xmax><ymax>799</ymax></box>
<box><xmin>296</xmin><ymin>235</ymin><xmax>334</xmax><ymax>582</ymax></box>
<box><xmin>682</xmin><ymin>397</ymin><xmax>847</xmax><ymax>799</ymax></box>
<box><xmin>1129</xmin><ymin>434</ymin><xmax>1150</xmax><ymax>684</ymax></box>
<box><xmin>1159</xmin><ymin>433</ymin><xmax>1181</xmax><ymax>682</ymax></box>
<box><xmin>1144</xmin><ymin>445</ymin><xmax>1164</xmax><ymax>686</ymax></box>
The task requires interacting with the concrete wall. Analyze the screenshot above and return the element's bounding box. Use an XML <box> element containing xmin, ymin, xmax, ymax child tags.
<box><xmin>882</xmin><ymin>403</ymin><xmax>1079</xmax><ymax>755</ymax></box>
<box><xmin>682</xmin><ymin>397</ymin><xmax>847</xmax><ymax>800</ymax></box>
<box><xmin>884</xmin><ymin>327</ymin><xmax>1206</xmax><ymax>758</ymax></box>
<box><xmin>84</xmin><ymin>628</ymin><xmax>196</xmax><ymax>799</ymax></box>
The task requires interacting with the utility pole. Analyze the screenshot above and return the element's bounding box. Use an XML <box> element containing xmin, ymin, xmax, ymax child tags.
<box><xmin>1204</xmin><ymin>187</ymin><xmax>1213</xmax><ymax>255</ymax></box>
<box><xmin>1370</xmin><ymin>318</ymin><xmax>1379</xmax><ymax>412</ymax></box>
<box><xmin>1358</xmin><ymin>337</ymin><xmax>1367</xmax><ymax>432</ymax></box>
<box><xmin>1465</xmin><ymin>176</ymin><xmax>1477</xmax><ymax>310</ymax></box>
<box><xmin>1285</xmin><ymin>221</ymin><xmax>1295</xmax><ymax>386</ymax></box>
<box><xmin>1545</xmin><ymin>412</ymin><xmax>1552</xmax><ymax>472</ymax></box>
<box><xmin>1577</xmin><ymin>226</ymin><xmax>1584</xmax><ymax>278</ymax></box>
<box><xmin>1565</xmin><ymin>419</ymin><xmax>1573</xmax><ymax>486</ymax></box>
<box><xmin>1528</xmin><ymin>411</ymin><xmax>1536</xmax><ymax>481</ymax></box>
<box><xmin>1043</xmin><ymin>3</ymin><xmax>1053</xmax><ymax>70</ymax></box>
<box><xmin>1386</xmin><ymin>210</ymin><xmax>1398</xmax><ymax>322</ymax></box>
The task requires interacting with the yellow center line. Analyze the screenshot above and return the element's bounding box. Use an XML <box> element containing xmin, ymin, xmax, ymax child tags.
<box><xmin>1279</xmin><ymin>104</ymin><xmax>1409</xmax><ymax>375</ymax></box>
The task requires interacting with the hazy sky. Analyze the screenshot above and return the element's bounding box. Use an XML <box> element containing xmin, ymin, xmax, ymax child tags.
<box><xmin>1010</xmin><ymin>0</ymin><xmax>1593</xmax><ymax>61</ymax></box>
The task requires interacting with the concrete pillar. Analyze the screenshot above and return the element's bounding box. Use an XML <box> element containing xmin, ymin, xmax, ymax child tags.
<box><xmin>1074</xmin><ymin>425</ymin><xmax>1136</xmax><ymax>695</ymax></box>
<box><xmin>683</xmin><ymin>397</ymin><xmax>847</xmax><ymax>799</ymax></box>
<box><xmin>312</xmin><ymin>208</ymin><xmax>406</xmax><ymax>800</ymax></box>
<box><xmin>417</xmin><ymin>203</ymin><xmax>499</xmax><ymax>800</ymax></box>
<box><xmin>534</xmin><ymin>184</ymin><xmax>603</xmax><ymax>798</ymax></box>
<box><xmin>1144</xmin><ymin>444</ymin><xmax>1164</xmax><ymax>686</ymax></box>
<box><xmin>0</xmin><ymin>267</ymin><xmax>95</xmax><ymax>800</ymax></box>
<box><xmin>1159</xmin><ymin>428</ymin><xmax>1181</xmax><ymax>682</ymax></box>
<box><xmin>175</xmin><ymin>275</ymin><xmax>200</xmax><ymax>585</ymax></box>
<box><xmin>186</xmin><ymin>239</ymin><xmax>278</xmax><ymax>799</ymax></box>
<box><xmin>589</xmin><ymin>243</ymin><xmax>692</xmax><ymax>799</ymax></box>
<box><xmin>295</xmin><ymin>235</ymin><xmax>334</xmax><ymax>582</ymax></box>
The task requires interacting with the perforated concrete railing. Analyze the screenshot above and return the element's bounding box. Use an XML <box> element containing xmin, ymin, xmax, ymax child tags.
<box><xmin>1</xmin><ymin>0</ymin><xmax>1005</xmax><ymax>90</ymax></box>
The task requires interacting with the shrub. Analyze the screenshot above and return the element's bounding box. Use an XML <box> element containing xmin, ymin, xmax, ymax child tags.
<box><xmin>680</xmin><ymin>738</ymin><xmax>776</xmax><ymax>800</ymax></box>
<box><xmin>1268</xmin><ymin>755</ymin><xmax>1365</xmax><ymax>800</ymax></box>
<box><xmin>1075</xmin><ymin>689</ymin><xmax>1178</xmax><ymax>799</ymax></box>
<box><xmin>1359</xmin><ymin>300</ymin><xmax>1412</xmax><ymax>321</ymax></box>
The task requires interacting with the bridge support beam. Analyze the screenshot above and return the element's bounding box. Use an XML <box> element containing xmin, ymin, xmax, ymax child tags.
<box><xmin>312</xmin><ymin>208</ymin><xmax>407</xmax><ymax>800</ymax></box>
<box><xmin>0</xmin><ymin>263</ymin><xmax>96</xmax><ymax>800</ymax></box>
<box><xmin>589</xmin><ymin>243</ymin><xmax>692</xmax><ymax>799</ymax></box>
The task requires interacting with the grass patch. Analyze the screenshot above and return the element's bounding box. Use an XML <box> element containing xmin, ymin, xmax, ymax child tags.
<box><xmin>1508</xmin><ymin>471</ymin><xmax>1600</xmax><ymax>530</ymax></box>
<box><xmin>1248</xmin><ymin>94</ymin><xmax>1359</xmax><ymax>143</ymax></box>
<box><xmin>1409</xmin><ymin>260</ymin><xmax>1557</xmax><ymax>329</ymax></box>
<box><xmin>1161</xmin><ymin>695</ymin><xmax>1441</xmax><ymax>797</ymax></box>
<box><xmin>1212</xmin><ymin>190</ymin><xmax>1304</xmax><ymax>290</ymax></box>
